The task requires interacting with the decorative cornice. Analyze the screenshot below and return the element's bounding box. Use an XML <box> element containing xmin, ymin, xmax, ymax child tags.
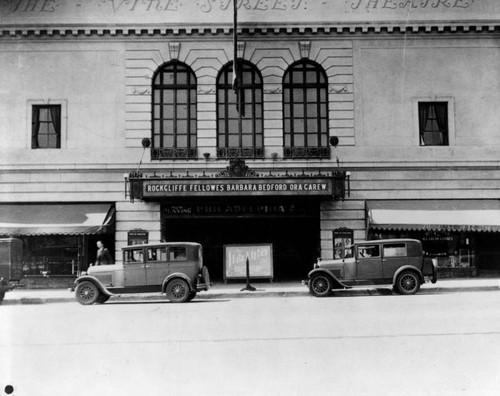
<box><xmin>1</xmin><ymin>21</ymin><xmax>499</xmax><ymax>38</ymax></box>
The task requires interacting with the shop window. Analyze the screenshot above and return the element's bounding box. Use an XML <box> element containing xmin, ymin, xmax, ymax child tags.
<box><xmin>216</xmin><ymin>60</ymin><xmax>264</xmax><ymax>159</ymax></box>
<box><xmin>22</xmin><ymin>235</ymin><xmax>82</xmax><ymax>276</ymax></box>
<box><xmin>333</xmin><ymin>228</ymin><xmax>353</xmax><ymax>259</ymax></box>
<box><xmin>151</xmin><ymin>61</ymin><xmax>197</xmax><ymax>160</ymax></box>
<box><xmin>31</xmin><ymin>105</ymin><xmax>61</xmax><ymax>149</ymax></box>
<box><xmin>419</xmin><ymin>102</ymin><xmax>449</xmax><ymax>146</ymax></box>
<box><xmin>283</xmin><ymin>60</ymin><xmax>329</xmax><ymax>159</ymax></box>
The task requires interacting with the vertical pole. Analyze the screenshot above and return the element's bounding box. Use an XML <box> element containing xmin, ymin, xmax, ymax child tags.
<box><xmin>241</xmin><ymin>256</ymin><xmax>256</xmax><ymax>292</ymax></box>
<box><xmin>233</xmin><ymin>0</ymin><xmax>243</xmax><ymax>148</ymax></box>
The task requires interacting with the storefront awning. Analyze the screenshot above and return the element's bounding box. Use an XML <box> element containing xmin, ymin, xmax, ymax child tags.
<box><xmin>367</xmin><ymin>200</ymin><xmax>500</xmax><ymax>232</ymax></box>
<box><xmin>0</xmin><ymin>204</ymin><xmax>115</xmax><ymax>236</ymax></box>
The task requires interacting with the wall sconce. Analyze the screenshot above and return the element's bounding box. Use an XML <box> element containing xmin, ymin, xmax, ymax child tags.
<box><xmin>271</xmin><ymin>152</ymin><xmax>278</xmax><ymax>161</ymax></box>
<box><xmin>203</xmin><ymin>152</ymin><xmax>210</xmax><ymax>160</ymax></box>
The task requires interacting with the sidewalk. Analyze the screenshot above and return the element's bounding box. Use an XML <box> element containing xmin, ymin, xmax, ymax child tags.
<box><xmin>1</xmin><ymin>278</ymin><xmax>499</xmax><ymax>305</ymax></box>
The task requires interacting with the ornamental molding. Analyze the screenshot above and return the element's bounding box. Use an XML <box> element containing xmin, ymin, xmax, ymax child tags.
<box><xmin>1</xmin><ymin>22</ymin><xmax>499</xmax><ymax>37</ymax></box>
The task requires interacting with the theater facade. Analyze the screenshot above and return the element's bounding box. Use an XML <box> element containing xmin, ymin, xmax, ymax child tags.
<box><xmin>1</xmin><ymin>0</ymin><xmax>500</xmax><ymax>284</ymax></box>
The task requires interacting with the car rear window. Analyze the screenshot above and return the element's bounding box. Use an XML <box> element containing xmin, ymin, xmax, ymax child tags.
<box><xmin>169</xmin><ymin>247</ymin><xmax>187</xmax><ymax>261</ymax></box>
<box><xmin>383</xmin><ymin>243</ymin><xmax>406</xmax><ymax>257</ymax></box>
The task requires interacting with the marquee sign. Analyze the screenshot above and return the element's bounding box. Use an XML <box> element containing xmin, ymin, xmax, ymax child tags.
<box><xmin>140</xmin><ymin>177</ymin><xmax>333</xmax><ymax>198</ymax></box>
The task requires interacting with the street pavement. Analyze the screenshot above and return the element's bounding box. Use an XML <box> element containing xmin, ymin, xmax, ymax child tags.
<box><xmin>1</xmin><ymin>277</ymin><xmax>499</xmax><ymax>305</ymax></box>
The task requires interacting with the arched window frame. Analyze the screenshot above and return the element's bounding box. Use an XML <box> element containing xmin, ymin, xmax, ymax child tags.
<box><xmin>151</xmin><ymin>61</ymin><xmax>197</xmax><ymax>160</ymax></box>
<box><xmin>216</xmin><ymin>59</ymin><xmax>264</xmax><ymax>159</ymax></box>
<box><xmin>283</xmin><ymin>59</ymin><xmax>330</xmax><ymax>159</ymax></box>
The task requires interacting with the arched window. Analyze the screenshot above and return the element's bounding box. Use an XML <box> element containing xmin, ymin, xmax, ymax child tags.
<box><xmin>151</xmin><ymin>61</ymin><xmax>197</xmax><ymax>160</ymax></box>
<box><xmin>283</xmin><ymin>60</ymin><xmax>329</xmax><ymax>159</ymax></box>
<box><xmin>217</xmin><ymin>60</ymin><xmax>263</xmax><ymax>158</ymax></box>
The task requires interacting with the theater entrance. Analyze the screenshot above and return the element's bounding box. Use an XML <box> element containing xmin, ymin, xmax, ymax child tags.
<box><xmin>161</xmin><ymin>200</ymin><xmax>320</xmax><ymax>281</ymax></box>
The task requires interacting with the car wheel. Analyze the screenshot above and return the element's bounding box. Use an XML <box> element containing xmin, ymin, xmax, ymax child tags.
<box><xmin>309</xmin><ymin>274</ymin><xmax>332</xmax><ymax>297</ymax></box>
<box><xmin>96</xmin><ymin>294</ymin><xmax>110</xmax><ymax>304</ymax></box>
<box><xmin>395</xmin><ymin>271</ymin><xmax>420</xmax><ymax>295</ymax></box>
<box><xmin>0</xmin><ymin>291</ymin><xmax>5</xmax><ymax>304</ymax></box>
<box><xmin>166</xmin><ymin>279</ymin><xmax>190</xmax><ymax>303</ymax></box>
<box><xmin>75</xmin><ymin>281</ymin><xmax>101</xmax><ymax>305</ymax></box>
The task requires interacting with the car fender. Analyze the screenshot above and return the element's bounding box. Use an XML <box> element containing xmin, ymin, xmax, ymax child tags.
<box><xmin>307</xmin><ymin>268</ymin><xmax>349</xmax><ymax>289</ymax></box>
<box><xmin>162</xmin><ymin>273</ymin><xmax>193</xmax><ymax>293</ymax></box>
<box><xmin>392</xmin><ymin>265</ymin><xmax>424</xmax><ymax>285</ymax></box>
<box><xmin>75</xmin><ymin>275</ymin><xmax>113</xmax><ymax>296</ymax></box>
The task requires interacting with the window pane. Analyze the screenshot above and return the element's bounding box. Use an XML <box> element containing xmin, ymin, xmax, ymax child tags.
<box><xmin>39</xmin><ymin>108</ymin><xmax>49</xmax><ymax>121</ymax></box>
<box><xmin>163</xmin><ymin>90</ymin><xmax>174</xmax><ymax>103</ymax></box>
<box><xmin>307</xmin><ymin>119</ymin><xmax>318</xmax><ymax>133</ymax></box>
<box><xmin>293</xmin><ymin>89</ymin><xmax>304</xmax><ymax>103</ymax></box>
<box><xmin>293</xmin><ymin>119</ymin><xmax>304</xmax><ymax>133</ymax></box>
<box><xmin>153</xmin><ymin>120</ymin><xmax>161</xmax><ymax>134</ymax></box>
<box><xmin>163</xmin><ymin>72</ymin><xmax>175</xmax><ymax>84</ymax></box>
<box><xmin>163</xmin><ymin>120</ymin><xmax>174</xmax><ymax>133</ymax></box>
<box><xmin>177</xmin><ymin>120</ymin><xmax>188</xmax><ymax>135</ymax></box>
<box><xmin>292</xmin><ymin>70</ymin><xmax>303</xmax><ymax>84</ymax></box>
<box><xmin>242</xmin><ymin>119</ymin><xmax>253</xmax><ymax>132</ymax></box>
<box><xmin>177</xmin><ymin>135</ymin><xmax>187</xmax><ymax>147</ymax></box>
<box><xmin>306</xmin><ymin>104</ymin><xmax>318</xmax><ymax>117</ymax></box>
<box><xmin>177</xmin><ymin>105</ymin><xmax>188</xmax><ymax>119</ymax></box>
<box><xmin>283</xmin><ymin>89</ymin><xmax>290</xmax><ymax>103</ymax></box>
<box><xmin>242</xmin><ymin>135</ymin><xmax>253</xmax><ymax>146</ymax></box>
<box><xmin>306</xmin><ymin>70</ymin><xmax>317</xmax><ymax>83</ymax></box>
<box><xmin>177</xmin><ymin>90</ymin><xmax>187</xmax><ymax>103</ymax></box>
<box><xmin>153</xmin><ymin>105</ymin><xmax>161</xmax><ymax>117</ymax></box>
<box><xmin>228</xmin><ymin>134</ymin><xmax>239</xmax><ymax>146</ymax></box>
<box><xmin>163</xmin><ymin>105</ymin><xmax>174</xmax><ymax>118</ymax></box>
<box><xmin>163</xmin><ymin>135</ymin><xmax>174</xmax><ymax>147</ymax></box>
<box><xmin>218</xmin><ymin>120</ymin><xmax>226</xmax><ymax>134</ymax></box>
<box><xmin>306</xmin><ymin>89</ymin><xmax>317</xmax><ymax>102</ymax></box>
<box><xmin>293</xmin><ymin>104</ymin><xmax>304</xmax><ymax>118</ymax></box>
<box><xmin>154</xmin><ymin>90</ymin><xmax>161</xmax><ymax>103</ymax></box>
<box><xmin>228</xmin><ymin>119</ymin><xmax>239</xmax><ymax>133</ymax></box>
<box><xmin>307</xmin><ymin>134</ymin><xmax>318</xmax><ymax>146</ymax></box>
<box><xmin>176</xmin><ymin>72</ymin><xmax>188</xmax><ymax>85</ymax></box>
<box><xmin>295</xmin><ymin>134</ymin><xmax>305</xmax><ymax>146</ymax></box>
<box><xmin>284</xmin><ymin>104</ymin><xmax>290</xmax><ymax>118</ymax></box>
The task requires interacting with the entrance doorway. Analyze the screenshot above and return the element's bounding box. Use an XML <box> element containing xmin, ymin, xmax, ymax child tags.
<box><xmin>162</xmin><ymin>211</ymin><xmax>320</xmax><ymax>281</ymax></box>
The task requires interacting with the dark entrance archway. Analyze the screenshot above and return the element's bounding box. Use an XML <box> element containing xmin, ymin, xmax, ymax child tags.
<box><xmin>161</xmin><ymin>199</ymin><xmax>320</xmax><ymax>281</ymax></box>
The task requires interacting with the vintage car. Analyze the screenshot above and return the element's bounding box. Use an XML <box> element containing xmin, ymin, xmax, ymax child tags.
<box><xmin>305</xmin><ymin>239</ymin><xmax>437</xmax><ymax>297</ymax></box>
<box><xmin>74</xmin><ymin>242</ymin><xmax>210</xmax><ymax>305</ymax></box>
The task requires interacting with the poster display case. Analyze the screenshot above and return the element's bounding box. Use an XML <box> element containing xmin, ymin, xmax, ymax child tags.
<box><xmin>223</xmin><ymin>244</ymin><xmax>273</xmax><ymax>282</ymax></box>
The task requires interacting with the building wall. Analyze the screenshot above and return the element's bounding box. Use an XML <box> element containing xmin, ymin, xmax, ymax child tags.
<box><xmin>1</xmin><ymin>28</ymin><xmax>500</xmax><ymax>262</ymax></box>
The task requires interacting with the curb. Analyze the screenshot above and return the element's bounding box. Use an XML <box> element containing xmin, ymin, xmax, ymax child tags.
<box><xmin>1</xmin><ymin>284</ymin><xmax>499</xmax><ymax>305</ymax></box>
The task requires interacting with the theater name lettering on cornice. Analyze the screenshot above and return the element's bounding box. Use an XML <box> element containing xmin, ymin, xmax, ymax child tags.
<box><xmin>4</xmin><ymin>0</ymin><xmax>479</xmax><ymax>15</ymax></box>
<box><xmin>350</xmin><ymin>0</ymin><xmax>473</xmax><ymax>9</ymax></box>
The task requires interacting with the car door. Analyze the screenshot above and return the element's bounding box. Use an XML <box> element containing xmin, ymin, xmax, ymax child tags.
<box><xmin>356</xmin><ymin>244</ymin><xmax>383</xmax><ymax>280</ymax></box>
<box><xmin>382</xmin><ymin>242</ymin><xmax>408</xmax><ymax>279</ymax></box>
<box><xmin>123</xmin><ymin>247</ymin><xmax>147</xmax><ymax>287</ymax></box>
<box><xmin>145</xmin><ymin>246</ymin><xmax>169</xmax><ymax>286</ymax></box>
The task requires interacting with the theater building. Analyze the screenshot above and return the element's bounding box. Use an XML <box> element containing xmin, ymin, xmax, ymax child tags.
<box><xmin>1</xmin><ymin>0</ymin><xmax>500</xmax><ymax>285</ymax></box>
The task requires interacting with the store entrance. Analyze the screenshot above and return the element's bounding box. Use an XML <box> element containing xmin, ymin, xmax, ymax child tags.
<box><xmin>162</xmin><ymin>213</ymin><xmax>320</xmax><ymax>282</ymax></box>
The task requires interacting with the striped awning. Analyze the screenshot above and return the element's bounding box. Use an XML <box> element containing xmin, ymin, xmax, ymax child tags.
<box><xmin>0</xmin><ymin>204</ymin><xmax>114</xmax><ymax>236</ymax></box>
<box><xmin>367</xmin><ymin>200</ymin><xmax>500</xmax><ymax>232</ymax></box>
